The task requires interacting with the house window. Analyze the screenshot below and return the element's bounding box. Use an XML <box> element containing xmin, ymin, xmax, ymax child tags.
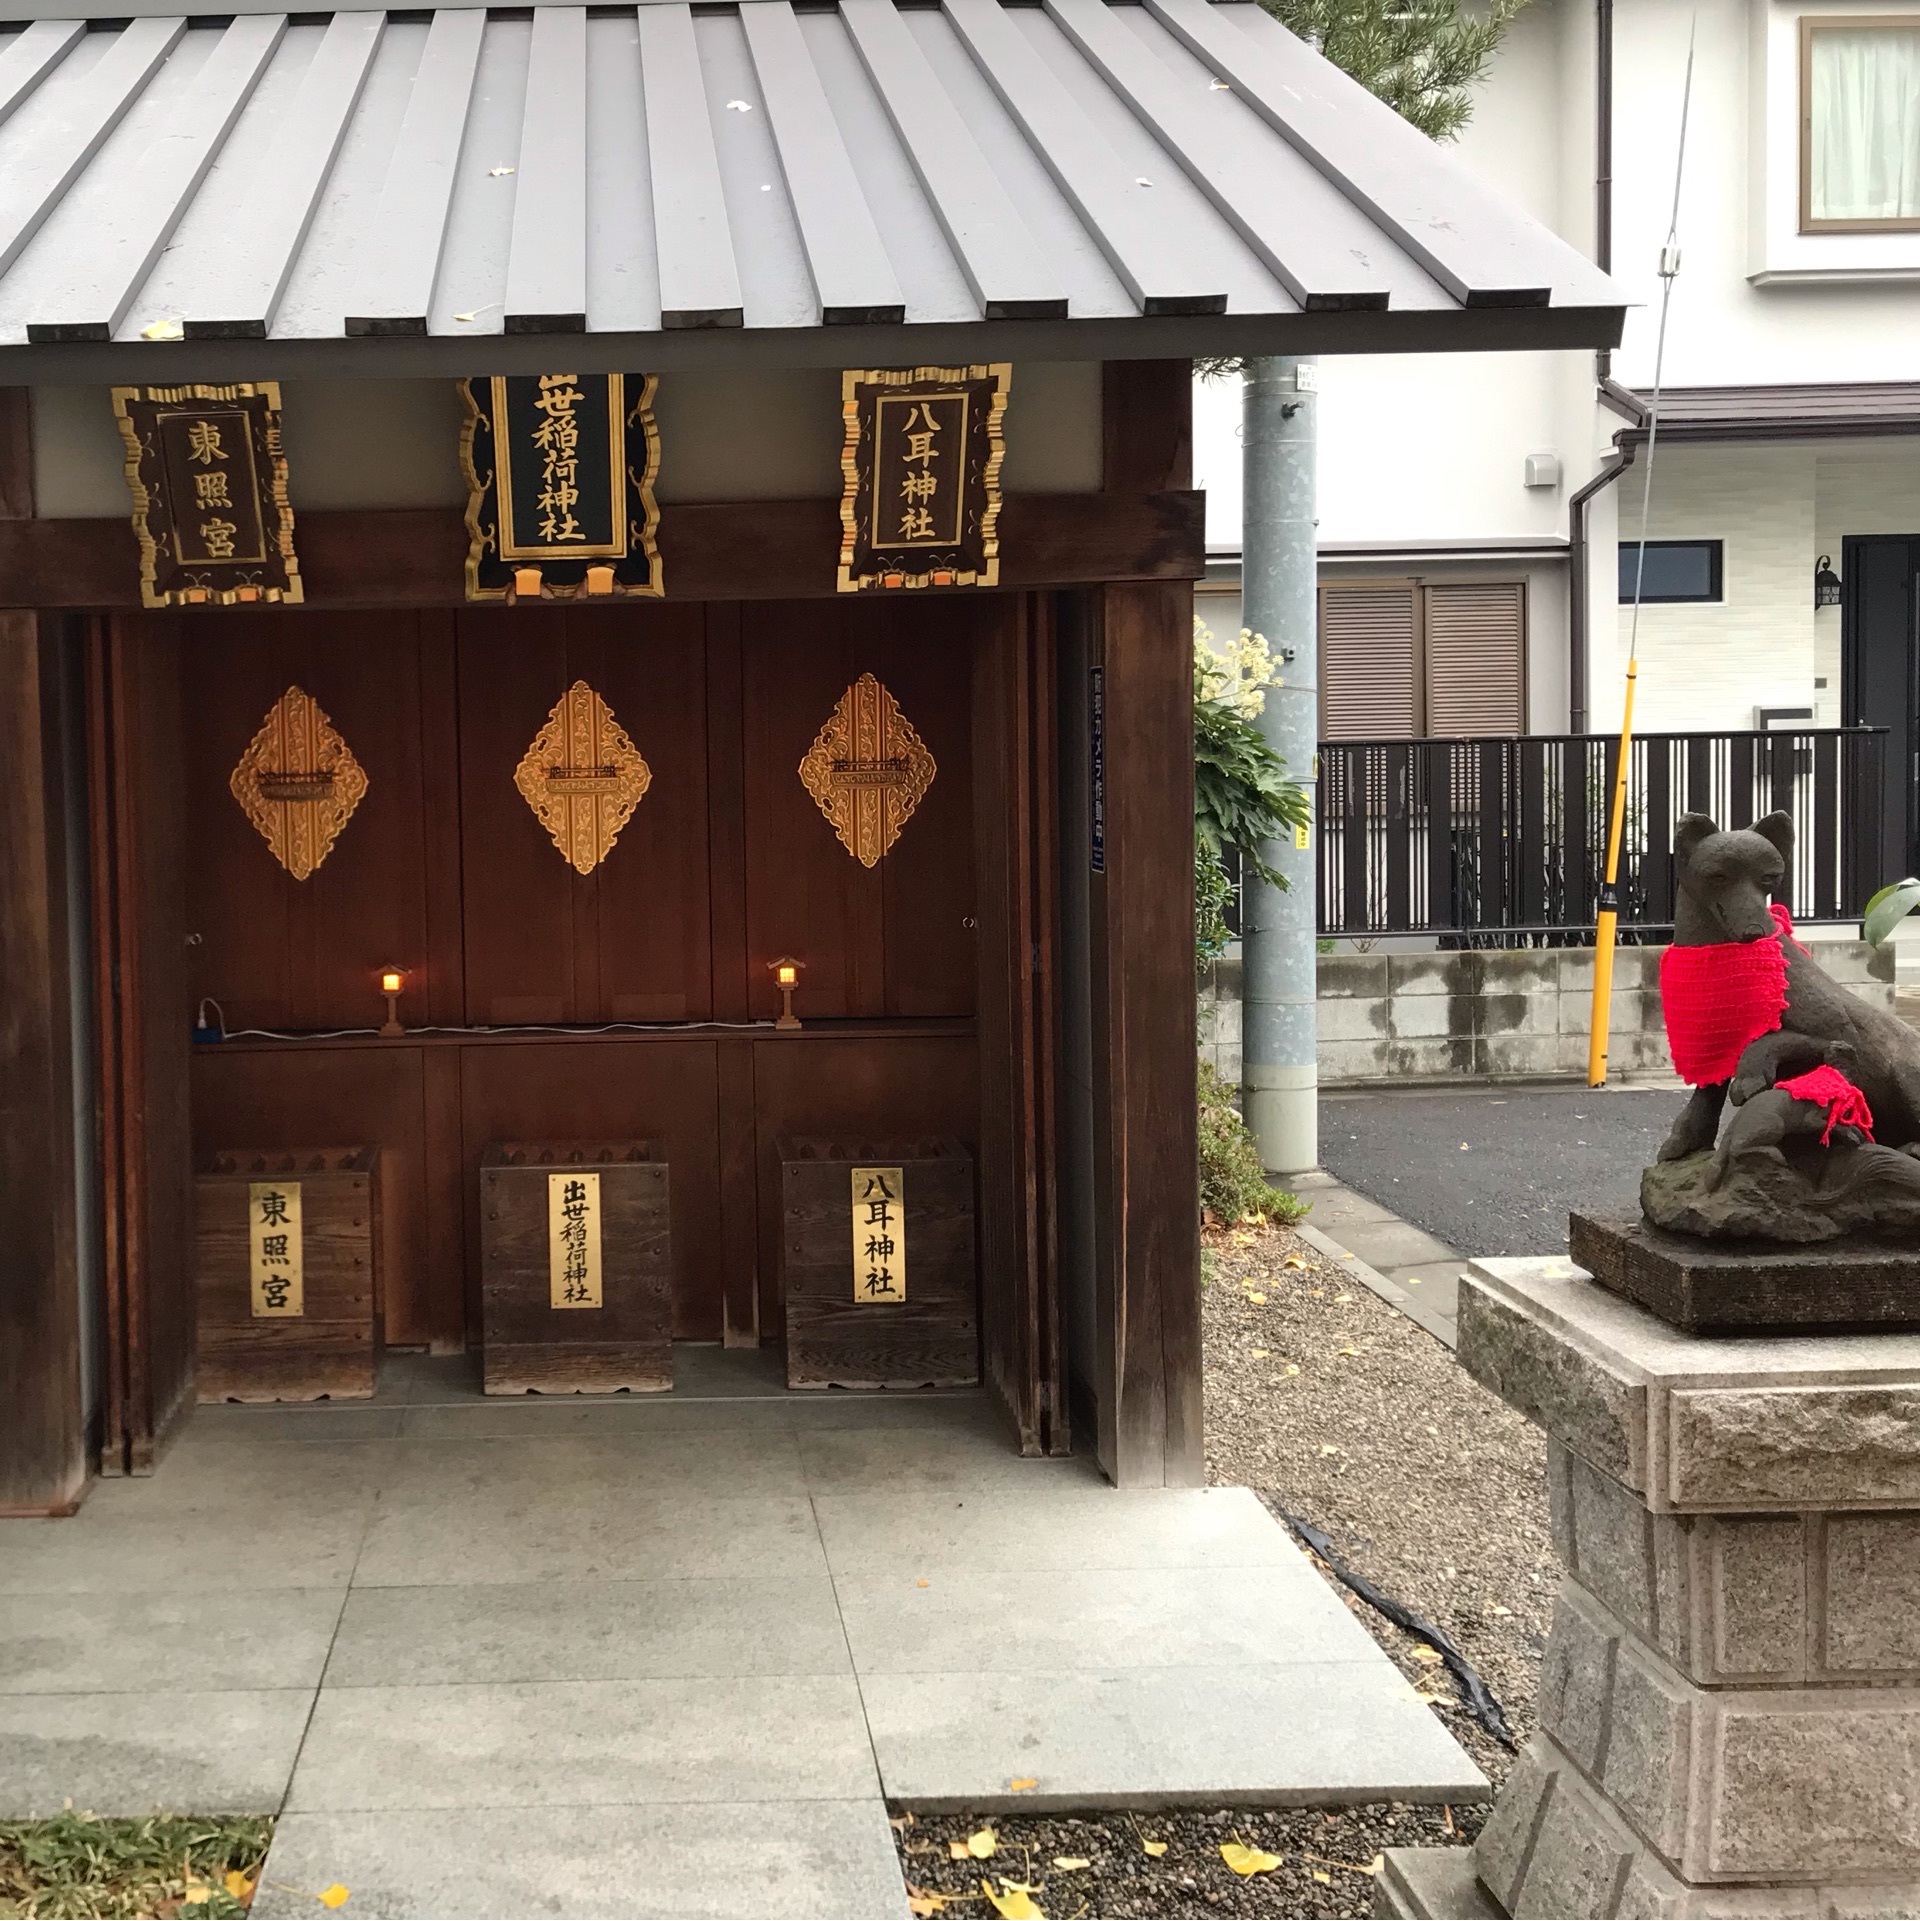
<box><xmin>1319</xmin><ymin>579</ymin><xmax>1527</xmax><ymax>739</ymax></box>
<box><xmin>1618</xmin><ymin>539</ymin><xmax>1723</xmax><ymax>605</ymax></box>
<box><xmin>1801</xmin><ymin>16</ymin><xmax>1920</xmax><ymax>232</ymax></box>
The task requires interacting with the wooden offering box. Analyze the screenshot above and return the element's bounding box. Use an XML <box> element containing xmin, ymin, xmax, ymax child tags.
<box><xmin>780</xmin><ymin>1137</ymin><xmax>977</xmax><ymax>1390</ymax></box>
<box><xmin>480</xmin><ymin>1140</ymin><xmax>671</xmax><ymax>1394</ymax></box>
<box><xmin>195</xmin><ymin>1146</ymin><xmax>381</xmax><ymax>1402</ymax></box>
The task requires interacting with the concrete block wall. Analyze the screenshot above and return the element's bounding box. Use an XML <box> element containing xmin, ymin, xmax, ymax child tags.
<box><xmin>1197</xmin><ymin>937</ymin><xmax>1893</xmax><ymax>1088</ymax></box>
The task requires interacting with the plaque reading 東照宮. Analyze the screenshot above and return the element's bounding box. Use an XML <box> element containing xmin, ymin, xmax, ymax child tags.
<box><xmin>851</xmin><ymin>1166</ymin><xmax>906</xmax><ymax>1303</ymax></box>
<box><xmin>461</xmin><ymin>374</ymin><xmax>663</xmax><ymax>601</ymax></box>
<box><xmin>547</xmin><ymin>1171</ymin><xmax>603</xmax><ymax>1309</ymax></box>
<box><xmin>837</xmin><ymin>365</ymin><xmax>1008</xmax><ymax>592</ymax></box>
<box><xmin>248</xmin><ymin>1180</ymin><xmax>304</xmax><ymax>1318</ymax></box>
<box><xmin>111</xmin><ymin>384</ymin><xmax>302</xmax><ymax>608</ymax></box>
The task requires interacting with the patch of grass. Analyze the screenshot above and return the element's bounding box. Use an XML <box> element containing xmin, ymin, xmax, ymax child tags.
<box><xmin>1198</xmin><ymin>1061</ymin><xmax>1307</xmax><ymax>1227</ymax></box>
<box><xmin>0</xmin><ymin>1812</ymin><xmax>272</xmax><ymax>1920</ymax></box>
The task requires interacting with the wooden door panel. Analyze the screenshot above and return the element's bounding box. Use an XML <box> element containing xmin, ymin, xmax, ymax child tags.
<box><xmin>740</xmin><ymin>599</ymin><xmax>976</xmax><ymax>1022</ymax></box>
<box><xmin>189</xmin><ymin>1044</ymin><xmax>447</xmax><ymax>1350</ymax></box>
<box><xmin>456</xmin><ymin>605</ymin><xmax>710</xmax><ymax>1024</ymax></box>
<box><xmin>458</xmin><ymin>1040</ymin><xmax>724</xmax><ymax>1341</ymax></box>
<box><xmin>181</xmin><ymin>613</ymin><xmax>434</xmax><ymax>1032</ymax></box>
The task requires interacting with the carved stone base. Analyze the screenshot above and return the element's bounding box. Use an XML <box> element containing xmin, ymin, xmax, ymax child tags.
<box><xmin>1570</xmin><ymin>1211</ymin><xmax>1920</xmax><ymax>1335</ymax></box>
<box><xmin>1641</xmin><ymin>1144</ymin><xmax>1920</xmax><ymax>1246</ymax></box>
<box><xmin>1448</xmin><ymin>1258</ymin><xmax>1920</xmax><ymax>1919</ymax></box>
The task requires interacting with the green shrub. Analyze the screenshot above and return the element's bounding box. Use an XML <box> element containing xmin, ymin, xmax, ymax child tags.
<box><xmin>1198</xmin><ymin>1061</ymin><xmax>1306</xmax><ymax>1226</ymax></box>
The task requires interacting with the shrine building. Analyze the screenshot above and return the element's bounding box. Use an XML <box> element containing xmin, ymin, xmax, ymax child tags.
<box><xmin>0</xmin><ymin>0</ymin><xmax>1622</xmax><ymax>1513</ymax></box>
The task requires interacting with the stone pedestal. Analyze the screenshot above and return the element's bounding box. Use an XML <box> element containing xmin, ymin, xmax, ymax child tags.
<box><xmin>1379</xmin><ymin>1256</ymin><xmax>1920</xmax><ymax>1919</ymax></box>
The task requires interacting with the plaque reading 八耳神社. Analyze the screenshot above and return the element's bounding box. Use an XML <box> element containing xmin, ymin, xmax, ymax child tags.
<box><xmin>548</xmin><ymin>1171</ymin><xmax>603</xmax><ymax>1309</ymax></box>
<box><xmin>837</xmin><ymin>365</ymin><xmax>1008</xmax><ymax>593</ymax></box>
<box><xmin>461</xmin><ymin>374</ymin><xmax>663</xmax><ymax>602</ymax></box>
<box><xmin>248</xmin><ymin>1179</ymin><xmax>304</xmax><ymax>1318</ymax></box>
<box><xmin>852</xmin><ymin>1166</ymin><xmax>906</xmax><ymax>1303</ymax></box>
<box><xmin>111</xmin><ymin>383</ymin><xmax>302</xmax><ymax>608</ymax></box>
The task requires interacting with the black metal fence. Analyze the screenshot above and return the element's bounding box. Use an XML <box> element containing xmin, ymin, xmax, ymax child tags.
<box><xmin>1315</xmin><ymin>728</ymin><xmax>1889</xmax><ymax>943</ymax></box>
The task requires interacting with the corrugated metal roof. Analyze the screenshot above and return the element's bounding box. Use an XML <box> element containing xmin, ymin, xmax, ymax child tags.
<box><xmin>1617</xmin><ymin>383</ymin><xmax>1920</xmax><ymax>442</ymax></box>
<box><xmin>0</xmin><ymin>1</ymin><xmax>1623</xmax><ymax>379</ymax></box>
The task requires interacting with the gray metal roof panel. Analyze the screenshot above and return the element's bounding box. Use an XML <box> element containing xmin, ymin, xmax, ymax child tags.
<box><xmin>0</xmin><ymin>0</ymin><xmax>1625</xmax><ymax>373</ymax></box>
<box><xmin>344</xmin><ymin>7</ymin><xmax>480</xmax><ymax>335</ymax></box>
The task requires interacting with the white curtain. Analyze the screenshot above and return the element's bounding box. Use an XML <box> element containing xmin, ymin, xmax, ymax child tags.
<box><xmin>1809</xmin><ymin>25</ymin><xmax>1920</xmax><ymax>223</ymax></box>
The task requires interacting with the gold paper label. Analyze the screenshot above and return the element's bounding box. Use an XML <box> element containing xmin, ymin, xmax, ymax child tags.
<box><xmin>852</xmin><ymin>1165</ymin><xmax>906</xmax><ymax>1304</ymax></box>
<box><xmin>248</xmin><ymin>1180</ymin><xmax>303</xmax><ymax>1317</ymax></box>
<box><xmin>799</xmin><ymin>674</ymin><xmax>936</xmax><ymax>867</ymax></box>
<box><xmin>549</xmin><ymin>1171</ymin><xmax>603</xmax><ymax>1309</ymax></box>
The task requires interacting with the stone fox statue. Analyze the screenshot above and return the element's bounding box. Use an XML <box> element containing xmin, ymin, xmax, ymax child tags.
<box><xmin>1656</xmin><ymin>811</ymin><xmax>1920</xmax><ymax>1188</ymax></box>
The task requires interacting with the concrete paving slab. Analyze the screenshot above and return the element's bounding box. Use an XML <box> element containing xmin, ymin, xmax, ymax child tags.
<box><xmin>0</xmin><ymin>1689</ymin><xmax>314</xmax><ymax>1816</ymax></box>
<box><xmin>834</xmin><ymin>1564</ymin><xmax>1386</xmax><ymax>1673</ymax></box>
<box><xmin>377</xmin><ymin>1429</ymin><xmax>810</xmax><ymax>1500</ymax></box>
<box><xmin>0</xmin><ymin>1590</ymin><xmax>344</xmax><ymax>1694</ymax></box>
<box><xmin>351</xmin><ymin>1492</ymin><xmax>828</xmax><ymax>1587</ymax></box>
<box><xmin>397</xmin><ymin>1397</ymin><xmax>799</xmax><ymax>1439</ymax></box>
<box><xmin>96</xmin><ymin>1439</ymin><xmax>387</xmax><ymax>1509</ymax></box>
<box><xmin>861</xmin><ymin>1663</ymin><xmax>1487</xmax><ymax>1811</ymax></box>
<box><xmin>183</xmin><ymin>1405</ymin><xmax>409</xmax><ymax>1443</ymax></box>
<box><xmin>0</xmin><ymin>1504</ymin><xmax>372</xmax><ymax>1594</ymax></box>
<box><xmin>1327</xmin><ymin>1220</ymin><xmax>1463</xmax><ymax>1270</ymax></box>
<box><xmin>287</xmin><ymin>1676</ymin><xmax>880</xmax><ymax>1811</ymax></box>
<box><xmin>816</xmin><ymin>1484</ymin><xmax>1300</xmax><ymax>1575</ymax></box>
<box><xmin>252</xmin><ymin>1802</ymin><xmax>911</xmax><ymax>1920</ymax></box>
<box><xmin>797</xmin><ymin>1425</ymin><xmax>1103</xmax><ymax>1494</ymax></box>
<box><xmin>325</xmin><ymin>1577</ymin><xmax>852</xmax><ymax>1686</ymax></box>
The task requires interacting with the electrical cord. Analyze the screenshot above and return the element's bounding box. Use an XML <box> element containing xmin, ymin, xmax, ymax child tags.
<box><xmin>220</xmin><ymin>1019</ymin><xmax>780</xmax><ymax>1040</ymax></box>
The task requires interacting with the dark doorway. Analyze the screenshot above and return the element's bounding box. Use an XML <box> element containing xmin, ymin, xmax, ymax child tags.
<box><xmin>1843</xmin><ymin>535</ymin><xmax>1920</xmax><ymax>883</ymax></box>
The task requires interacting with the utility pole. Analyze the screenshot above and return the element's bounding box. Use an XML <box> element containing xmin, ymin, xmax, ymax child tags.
<box><xmin>1240</xmin><ymin>357</ymin><xmax>1319</xmax><ymax>1176</ymax></box>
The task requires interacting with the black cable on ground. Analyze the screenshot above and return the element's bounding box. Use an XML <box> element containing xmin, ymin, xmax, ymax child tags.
<box><xmin>1282</xmin><ymin>1512</ymin><xmax>1516</xmax><ymax>1749</ymax></box>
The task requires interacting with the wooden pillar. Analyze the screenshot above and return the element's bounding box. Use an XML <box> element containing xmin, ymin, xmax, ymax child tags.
<box><xmin>0</xmin><ymin>609</ymin><xmax>89</xmax><ymax>1514</ymax></box>
<box><xmin>1088</xmin><ymin>363</ymin><xmax>1202</xmax><ymax>1487</ymax></box>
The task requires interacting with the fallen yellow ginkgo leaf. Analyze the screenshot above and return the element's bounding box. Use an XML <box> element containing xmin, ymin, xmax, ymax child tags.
<box><xmin>1051</xmin><ymin>1857</ymin><xmax>1091</xmax><ymax>1871</ymax></box>
<box><xmin>966</xmin><ymin>1825</ymin><xmax>998</xmax><ymax>1859</ymax></box>
<box><xmin>1220</xmin><ymin>1842</ymin><xmax>1282</xmax><ymax>1876</ymax></box>
<box><xmin>906</xmin><ymin>1889</ymin><xmax>948</xmax><ymax>1917</ymax></box>
<box><xmin>1141</xmin><ymin>1838</ymin><xmax>1168</xmax><ymax>1858</ymax></box>
<box><xmin>949</xmin><ymin>1841</ymin><xmax>972</xmax><ymax>1861</ymax></box>
<box><xmin>980</xmin><ymin>1878</ymin><xmax>1044</xmax><ymax>1919</ymax></box>
<box><xmin>1008</xmin><ymin>1776</ymin><xmax>1038</xmax><ymax>1791</ymax></box>
<box><xmin>320</xmin><ymin>1888</ymin><xmax>352</xmax><ymax>1911</ymax></box>
<box><xmin>184</xmin><ymin>1882</ymin><xmax>214</xmax><ymax>1906</ymax></box>
<box><xmin>1410</xmin><ymin>1645</ymin><xmax>1445</xmax><ymax>1666</ymax></box>
<box><xmin>1246</xmin><ymin>1292</ymin><xmax>1267</xmax><ymax>1304</ymax></box>
<box><xmin>1283</xmin><ymin>1254</ymin><xmax>1308</xmax><ymax>1269</ymax></box>
<box><xmin>224</xmin><ymin>1870</ymin><xmax>255</xmax><ymax>1900</ymax></box>
<box><xmin>1312</xmin><ymin>1868</ymin><xmax>1332</xmax><ymax>1885</ymax></box>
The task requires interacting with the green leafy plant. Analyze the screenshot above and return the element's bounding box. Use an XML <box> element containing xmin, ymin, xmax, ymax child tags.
<box><xmin>1259</xmin><ymin>0</ymin><xmax>1528</xmax><ymax>140</ymax></box>
<box><xmin>1865</xmin><ymin>878</ymin><xmax>1920</xmax><ymax>948</ymax></box>
<box><xmin>0</xmin><ymin>1812</ymin><xmax>272</xmax><ymax>1919</ymax></box>
<box><xmin>1199</xmin><ymin>1062</ymin><xmax>1307</xmax><ymax>1225</ymax></box>
<box><xmin>1194</xmin><ymin>621</ymin><xmax>1311</xmax><ymax>966</ymax></box>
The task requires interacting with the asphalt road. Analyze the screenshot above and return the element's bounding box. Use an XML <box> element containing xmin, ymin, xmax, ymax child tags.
<box><xmin>1319</xmin><ymin>1083</ymin><xmax>1692</xmax><ymax>1257</ymax></box>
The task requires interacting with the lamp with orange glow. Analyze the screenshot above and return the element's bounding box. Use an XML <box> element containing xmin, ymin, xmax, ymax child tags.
<box><xmin>378</xmin><ymin>966</ymin><xmax>407</xmax><ymax>1038</ymax></box>
<box><xmin>768</xmin><ymin>957</ymin><xmax>803</xmax><ymax>1031</ymax></box>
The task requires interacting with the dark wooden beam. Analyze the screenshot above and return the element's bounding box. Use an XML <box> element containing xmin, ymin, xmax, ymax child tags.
<box><xmin>1103</xmin><ymin>361</ymin><xmax>1193</xmax><ymax>496</ymax></box>
<box><xmin>0</xmin><ymin>612</ymin><xmax>87</xmax><ymax>1514</ymax></box>
<box><xmin>0</xmin><ymin>492</ymin><xmax>1204</xmax><ymax>611</ymax></box>
<box><xmin>1090</xmin><ymin>579</ymin><xmax>1203</xmax><ymax>1488</ymax></box>
<box><xmin>0</xmin><ymin>389</ymin><xmax>32</xmax><ymax>520</ymax></box>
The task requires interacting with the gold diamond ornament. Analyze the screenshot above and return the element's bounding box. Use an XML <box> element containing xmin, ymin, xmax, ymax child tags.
<box><xmin>513</xmin><ymin>679</ymin><xmax>653</xmax><ymax>875</ymax></box>
<box><xmin>229</xmin><ymin>685</ymin><xmax>369</xmax><ymax>880</ymax></box>
<box><xmin>798</xmin><ymin>673</ymin><xmax>936</xmax><ymax>867</ymax></box>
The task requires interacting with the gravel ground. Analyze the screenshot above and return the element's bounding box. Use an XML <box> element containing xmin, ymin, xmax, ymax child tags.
<box><xmin>889</xmin><ymin>1223</ymin><xmax>1553</xmax><ymax>1919</ymax></box>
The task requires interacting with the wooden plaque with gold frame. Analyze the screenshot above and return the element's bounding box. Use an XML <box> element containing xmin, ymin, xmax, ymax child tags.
<box><xmin>837</xmin><ymin>364</ymin><xmax>1008</xmax><ymax>593</ymax></box>
<box><xmin>460</xmin><ymin>373</ymin><xmax>663</xmax><ymax>602</ymax></box>
<box><xmin>110</xmin><ymin>383</ymin><xmax>302</xmax><ymax>609</ymax></box>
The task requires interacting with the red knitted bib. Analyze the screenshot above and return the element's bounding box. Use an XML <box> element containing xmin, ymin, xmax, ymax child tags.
<box><xmin>1776</xmin><ymin>1064</ymin><xmax>1875</xmax><ymax>1144</ymax></box>
<box><xmin>1659</xmin><ymin>906</ymin><xmax>1794</xmax><ymax>1087</ymax></box>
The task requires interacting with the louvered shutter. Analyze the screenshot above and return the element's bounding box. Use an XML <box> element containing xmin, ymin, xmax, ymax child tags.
<box><xmin>1318</xmin><ymin>583</ymin><xmax>1419</xmax><ymax>738</ymax></box>
<box><xmin>1422</xmin><ymin>581</ymin><xmax>1526</xmax><ymax>736</ymax></box>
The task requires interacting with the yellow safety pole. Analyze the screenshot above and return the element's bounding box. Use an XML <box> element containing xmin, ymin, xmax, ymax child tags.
<box><xmin>1587</xmin><ymin>659</ymin><xmax>1638</xmax><ymax>1086</ymax></box>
